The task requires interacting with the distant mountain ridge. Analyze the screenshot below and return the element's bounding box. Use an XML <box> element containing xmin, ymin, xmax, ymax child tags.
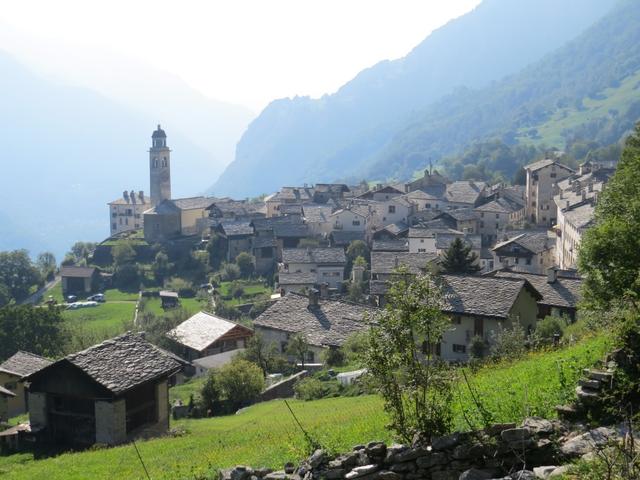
<box><xmin>211</xmin><ymin>0</ymin><xmax>618</xmax><ymax>197</ymax></box>
<box><xmin>0</xmin><ymin>51</ymin><xmax>247</xmax><ymax>257</ymax></box>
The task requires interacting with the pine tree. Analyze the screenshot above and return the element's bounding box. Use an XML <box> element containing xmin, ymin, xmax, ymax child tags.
<box><xmin>440</xmin><ymin>237</ymin><xmax>480</xmax><ymax>274</ymax></box>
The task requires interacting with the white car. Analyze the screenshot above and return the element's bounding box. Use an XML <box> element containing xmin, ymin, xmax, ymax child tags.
<box><xmin>66</xmin><ymin>301</ymin><xmax>98</xmax><ymax>310</ymax></box>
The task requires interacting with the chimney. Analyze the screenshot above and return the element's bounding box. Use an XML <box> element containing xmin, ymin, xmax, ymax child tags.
<box><xmin>547</xmin><ymin>267</ymin><xmax>558</xmax><ymax>284</ymax></box>
<box><xmin>559</xmin><ymin>191</ymin><xmax>563</xmax><ymax>200</ymax></box>
<box><xmin>130</xmin><ymin>190</ymin><xmax>136</xmax><ymax>204</ymax></box>
<box><xmin>565</xmin><ymin>200</ymin><xmax>570</xmax><ymax>210</ymax></box>
<box><xmin>308</xmin><ymin>288</ymin><xmax>319</xmax><ymax>308</ymax></box>
<box><xmin>138</xmin><ymin>191</ymin><xmax>145</xmax><ymax>203</ymax></box>
<box><xmin>588</xmin><ymin>183</ymin><xmax>593</xmax><ymax>193</ymax></box>
<box><xmin>581</xmin><ymin>190</ymin><xmax>586</xmax><ymax>202</ymax></box>
<box><xmin>319</xmin><ymin>283</ymin><xmax>329</xmax><ymax>299</ymax></box>
<box><xmin>123</xmin><ymin>190</ymin><xmax>130</xmax><ymax>202</ymax></box>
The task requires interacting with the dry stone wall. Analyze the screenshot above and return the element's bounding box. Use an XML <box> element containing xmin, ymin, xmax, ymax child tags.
<box><xmin>223</xmin><ymin>417</ymin><xmax>618</xmax><ymax>480</ymax></box>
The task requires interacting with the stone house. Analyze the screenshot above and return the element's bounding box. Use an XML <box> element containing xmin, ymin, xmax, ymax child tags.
<box><xmin>277</xmin><ymin>272</ymin><xmax>317</xmax><ymax>294</ymax></box>
<box><xmin>524</xmin><ymin>159</ymin><xmax>574</xmax><ymax>226</ymax></box>
<box><xmin>474</xmin><ymin>198</ymin><xmax>519</xmax><ymax>245</ymax></box>
<box><xmin>143</xmin><ymin>196</ymin><xmax>215</xmax><ymax>241</ymax></box>
<box><xmin>253</xmin><ymin>291</ymin><xmax>376</xmax><ymax>364</ymax></box>
<box><xmin>373</xmin><ymin>196</ymin><xmax>415</xmax><ymax>228</ymax></box>
<box><xmin>443</xmin><ymin>181</ymin><xmax>487</xmax><ymax>210</ymax></box>
<box><xmin>312</xmin><ymin>183</ymin><xmax>349</xmax><ymax>204</ymax></box>
<box><xmin>437</xmin><ymin>274</ymin><xmax>542</xmax><ymax>361</ymax></box>
<box><xmin>302</xmin><ymin>204</ymin><xmax>334</xmax><ymax>236</ymax></box>
<box><xmin>329</xmin><ymin>206</ymin><xmax>371</xmax><ymax>233</ymax></box>
<box><xmin>357</xmin><ymin>185</ymin><xmax>404</xmax><ymax>202</ymax></box>
<box><xmin>0</xmin><ymin>351</ymin><xmax>52</xmax><ymax>418</ymax></box>
<box><xmin>489</xmin><ymin>269</ymin><xmax>582</xmax><ymax>321</ymax></box>
<box><xmin>167</xmin><ymin>311</ymin><xmax>253</xmax><ymax>362</ymax></box>
<box><xmin>108</xmin><ymin>190</ymin><xmax>150</xmax><ymax>236</ymax></box>
<box><xmin>206</xmin><ymin>200</ymin><xmax>266</xmax><ymax>222</ymax></box>
<box><xmin>215</xmin><ymin>220</ymin><xmax>254</xmax><ymax>261</ymax></box>
<box><xmin>492</xmin><ymin>231</ymin><xmax>555</xmax><ymax>274</ymax></box>
<box><xmin>281</xmin><ymin>248</ymin><xmax>347</xmax><ymax>289</ymax></box>
<box><xmin>372</xmin><ymin>221</ymin><xmax>410</xmax><ymax>241</ymax></box>
<box><xmin>60</xmin><ymin>266</ymin><xmax>99</xmax><ymax>295</ymax></box>
<box><xmin>435</xmin><ymin>233</ymin><xmax>482</xmax><ymax>261</ymax></box>
<box><xmin>433</xmin><ymin>209</ymin><xmax>479</xmax><ymax>234</ymax></box>
<box><xmin>329</xmin><ymin>230</ymin><xmax>366</xmax><ymax>249</ymax></box>
<box><xmin>252</xmin><ymin>235</ymin><xmax>278</xmax><ymax>276</ymax></box>
<box><xmin>408</xmin><ymin>228</ymin><xmax>437</xmax><ymax>254</ymax></box>
<box><xmin>402</xmin><ymin>190</ymin><xmax>444</xmax><ymax>212</ymax></box>
<box><xmin>406</xmin><ymin>169</ymin><xmax>449</xmax><ymax>194</ymax></box>
<box><xmin>265</xmin><ymin>187</ymin><xmax>314</xmax><ymax>218</ymax></box>
<box><xmin>252</xmin><ymin>216</ymin><xmax>311</xmax><ymax>260</ymax></box>
<box><xmin>25</xmin><ymin>332</ymin><xmax>182</xmax><ymax>446</ymax></box>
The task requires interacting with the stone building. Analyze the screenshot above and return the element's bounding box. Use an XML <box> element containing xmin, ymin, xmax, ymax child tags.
<box><xmin>492</xmin><ymin>231</ymin><xmax>555</xmax><ymax>274</ymax></box>
<box><xmin>60</xmin><ymin>266</ymin><xmax>99</xmax><ymax>295</ymax></box>
<box><xmin>26</xmin><ymin>332</ymin><xmax>181</xmax><ymax>446</ymax></box>
<box><xmin>144</xmin><ymin>196</ymin><xmax>215</xmax><ymax>241</ymax></box>
<box><xmin>149</xmin><ymin>125</ymin><xmax>171</xmax><ymax>206</ymax></box>
<box><xmin>0</xmin><ymin>351</ymin><xmax>52</xmax><ymax>418</ymax></box>
<box><xmin>108</xmin><ymin>190</ymin><xmax>150</xmax><ymax>235</ymax></box>
<box><xmin>167</xmin><ymin>311</ymin><xmax>253</xmax><ymax>362</ymax></box>
<box><xmin>524</xmin><ymin>159</ymin><xmax>573</xmax><ymax>226</ymax></box>
<box><xmin>281</xmin><ymin>248</ymin><xmax>347</xmax><ymax>289</ymax></box>
<box><xmin>253</xmin><ymin>291</ymin><xmax>376</xmax><ymax>364</ymax></box>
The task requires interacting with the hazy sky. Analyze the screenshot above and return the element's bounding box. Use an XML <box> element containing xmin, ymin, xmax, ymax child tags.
<box><xmin>0</xmin><ymin>0</ymin><xmax>480</xmax><ymax>111</ymax></box>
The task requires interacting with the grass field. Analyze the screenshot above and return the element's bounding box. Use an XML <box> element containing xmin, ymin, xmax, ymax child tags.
<box><xmin>0</xmin><ymin>334</ymin><xmax>611</xmax><ymax>480</ymax></box>
<box><xmin>169</xmin><ymin>377</ymin><xmax>207</xmax><ymax>404</ymax></box>
<box><xmin>139</xmin><ymin>297</ymin><xmax>208</xmax><ymax>316</ymax></box>
<box><xmin>62</xmin><ymin>302</ymin><xmax>136</xmax><ymax>335</ymax></box>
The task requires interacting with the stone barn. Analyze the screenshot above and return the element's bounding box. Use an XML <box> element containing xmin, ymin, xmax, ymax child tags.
<box><xmin>60</xmin><ymin>266</ymin><xmax>99</xmax><ymax>295</ymax></box>
<box><xmin>25</xmin><ymin>332</ymin><xmax>181</xmax><ymax>447</ymax></box>
<box><xmin>0</xmin><ymin>351</ymin><xmax>52</xmax><ymax>417</ymax></box>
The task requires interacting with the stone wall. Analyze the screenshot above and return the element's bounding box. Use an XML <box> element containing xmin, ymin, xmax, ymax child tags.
<box><xmin>223</xmin><ymin>417</ymin><xmax>618</xmax><ymax>480</ymax></box>
<box><xmin>260</xmin><ymin>371</ymin><xmax>309</xmax><ymax>402</ymax></box>
<box><xmin>28</xmin><ymin>392</ymin><xmax>47</xmax><ymax>430</ymax></box>
<box><xmin>95</xmin><ymin>398</ymin><xmax>126</xmax><ymax>445</ymax></box>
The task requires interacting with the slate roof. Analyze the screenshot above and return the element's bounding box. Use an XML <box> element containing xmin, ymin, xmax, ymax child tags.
<box><xmin>493</xmin><ymin>231</ymin><xmax>552</xmax><ymax>255</ymax></box>
<box><xmin>273</xmin><ymin>223</ymin><xmax>311</xmax><ymax>238</ymax></box>
<box><xmin>220</xmin><ymin>220</ymin><xmax>254</xmax><ymax>236</ymax></box>
<box><xmin>441</xmin><ymin>208</ymin><xmax>478</xmax><ymax>222</ymax></box>
<box><xmin>563</xmin><ymin>202</ymin><xmax>596</xmax><ymax>230</ymax></box>
<box><xmin>379</xmin><ymin>221</ymin><xmax>409</xmax><ymax>236</ymax></box>
<box><xmin>525</xmin><ymin>159</ymin><xmax>556</xmax><ymax>172</ymax></box>
<box><xmin>372</xmin><ymin>240</ymin><xmax>409</xmax><ymax>252</ymax></box>
<box><xmin>330</xmin><ymin>230</ymin><xmax>366</xmax><ymax>246</ymax></box>
<box><xmin>409</xmin><ymin>228</ymin><xmax>435</xmax><ymax>239</ymax></box>
<box><xmin>172</xmin><ymin>197</ymin><xmax>216</xmax><ymax>210</ymax></box>
<box><xmin>439</xmin><ymin>275</ymin><xmax>541</xmax><ymax>319</ymax></box>
<box><xmin>60</xmin><ymin>266</ymin><xmax>96</xmax><ymax>278</ymax></box>
<box><xmin>252</xmin><ymin>236</ymin><xmax>278</xmax><ymax>249</ymax></box>
<box><xmin>445</xmin><ymin>181</ymin><xmax>486</xmax><ymax>205</ymax></box>
<box><xmin>0</xmin><ymin>351</ymin><xmax>53</xmax><ymax>378</ymax></box>
<box><xmin>252</xmin><ymin>215</ymin><xmax>303</xmax><ymax>230</ymax></box>
<box><xmin>28</xmin><ymin>332</ymin><xmax>182</xmax><ymax>395</ymax></box>
<box><xmin>491</xmin><ymin>271</ymin><xmax>582</xmax><ymax>309</ymax></box>
<box><xmin>302</xmin><ymin>205</ymin><xmax>333</xmax><ymax>223</ymax></box>
<box><xmin>475</xmin><ymin>199</ymin><xmax>515</xmax><ymax>214</ymax></box>
<box><xmin>283</xmin><ymin>248</ymin><xmax>346</xmax><ymax>265</ymax></box>
<box><xmin>109</xmin><ymin>195</ymin><xmax>150</xmax><ymax>206</ymax></box>
<box><xmin>403</xmin><ymin>190</ymin><xmax>440</xmax><ymax>201</ymax></box>
<box><xmin>253</xmin><ymin>293</ymin><xmax>376</xmax><ymax>347</ymax></box>
<box><xmin>435</xmin><ymin>233</ymin><xmax>481</xmax><ymax>250</ymax></box>
<box><xmin>167</xmin><ymin>311</ymin><xmax>251</xmax><ymax>352</ymax></box>
<box><xmin>278</xmin><ymin>272</ymin><xmax>317</xmax><ymax>285</ymax></box>
<box><xmin>371</xmin><ymin>251</ymin><xmax>438</xmax><ymax>275</ymax></box>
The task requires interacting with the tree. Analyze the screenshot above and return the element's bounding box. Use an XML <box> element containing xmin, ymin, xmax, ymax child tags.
<box><xmin>152</xmin><ymin>251</ymin><xmax>172</xmax><ymax>284</ymax></box>
<box><xmin>220</xmin><ymin>262</ymin><xmax>240</xmax><ymax>281</ymax></box>
<box><xmin>440</xmin><ymin>238</ymin><xmax>480</xmax><ymax>274</ymax></box>
<box><xmin>0</xmin><ymin>283</ymin><xmax>10</xmax><ymax>308</ymax></box>
<box><xmin>347</xmin><ymin>240</ymin><xmax>369</xmax><ymax>265</ymax></box>
<box><xmin>286</xmin><ymin>333</ymin><xmax>309</xmax><ymax>369</ymax></box>
<box><xmin>206</xmin><ymin>233</ymin><xmax>226</xmax><ymax>271</ymax></box>
<box><xmin>347</xmin><ymin>281</ymin><xmax>364</xmax><ymax>302</ymax></box>
<box><xmin>240</xmin><ymin>332</ymin><xmax>276</xmax><ymax>375</ymax></box>
<box><xmin>0</xmin><ymin>305</ymin><xmax>68</xmax><ymax>359</ymax></box>
<box><xmin>112</xmin><ymin>242</ymin><xmax>136</xmax><ymax>268</ymax></box>
<box><xmin>363</xmin><ymin>269</ymin><xmax>455</xmax><ymax>442</ymax></box>
<box><xmin>69</xmin><ymin>241</ymin><xmax>96</xmax><ymax>263</ymax></box>
<box><xmin>579</xmin><ymin>123</ymin><xmax>640</xmax><ymax>311</ymax></box>
<box><xmin>235</xmin><ymin>252</ymin><xmax>255</xmax><ymax>279</ymax></box>
<box><xmin>215</xmin><ymin>359</ymin><xmax>265</xmax><ymax>411</ymax></box>
<box><xmin>0</xmin><ymin>250</ymin><xmax>41</xmax><ymax>303</ymax></box>
<box><xmin>36</xmin><ymin>252</ymin><xmax>57</xmax><ymax>279</ymax></box>
<box><xmin>114</xmin><ymin>263</ymin><xmax>139</xmax><ymax>290</ymax></box>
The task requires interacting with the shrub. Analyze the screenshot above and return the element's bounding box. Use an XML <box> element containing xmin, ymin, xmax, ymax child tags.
<box><xmin>535</xmin><ymin>316</ymin><xmax>565</xmax><ymax>341</ymax></box>
<box><xmin>165</xmin><ymin>277</ymin><xmax>196</xmax><ymax>298</ymax></box>
<box><xmin>294</xmin><ymin>377</ymin><xmax>327</xmax><ymax>400</ymax></box>
<box><xmin>468</xmin><ymin>335</ymin><xmax>487</xmax><ymax>360</ymax></box>
<box><xmin>235</xmin><ymin>252</ymin><xmax>255</xmax><ymax>279</ymax></box>
<box><xmin>489</xmin><ymin>323</ymin><xmax>527</xmax><ymax>362</ymax></box>
<box><xmin>343</xmin><ymin>331</ymin><xmax>369</xmax><ymax>364</ymax></box>
<box><xmin>220</xmin><ymin>262</ymin><xmax>241</xmax><ymax>282</ymax></box>
<box><xmin>217</xmin><ymin>359</ymin><xmax>265</xmax><ymax>410</ymax></box>
<box><xmin>230</xmin><ymin>281</ymin><xmax>245</xmax><ymax>299</ymax></box>
<box><xmin>114</xmin><ymin>263</ymin><xmax>139</xmax><ymax>290</ymax></box>
<box><xmin>322</xmin><ymin>347</ymin><xmax>346</xmax><ymax>367</ymax></box>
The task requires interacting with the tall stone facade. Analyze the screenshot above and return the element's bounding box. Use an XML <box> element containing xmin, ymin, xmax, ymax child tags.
<box><xmin>150</xmin><ymin>125</ymin><xmax>172</xmax><ymax>206</ymax></box>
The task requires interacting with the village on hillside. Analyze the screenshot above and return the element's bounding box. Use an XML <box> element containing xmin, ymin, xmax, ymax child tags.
<box><xmin>0</xmin><ymin>122</ymin><xmax>619</xmax><ymax>458</ymax></box>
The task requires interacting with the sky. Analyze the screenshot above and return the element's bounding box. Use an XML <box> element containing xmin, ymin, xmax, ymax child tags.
<box><xmin>0</xmin><ymin>0</ymin><xmax>480</xmax><ymax>111</ymax></box>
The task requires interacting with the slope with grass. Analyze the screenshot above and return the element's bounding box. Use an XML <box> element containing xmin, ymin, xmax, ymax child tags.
<box><xmin>1</xmin><ymin>334</ymin><xmax>611</xmax><ymax>480</ymax></box>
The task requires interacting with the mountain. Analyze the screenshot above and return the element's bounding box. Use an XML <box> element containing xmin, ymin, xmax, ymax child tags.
<box><xmin>0</xmin><ymin>51</ymin><xmax>234</xmax><ymax>257</ymax></box>
<box><xmin>364</xmin><ymin>0</ymin><xmax>640</xmax><ymax>181</ymax></box>
<box><xmin>211</xmin><ymin>0</ymin><xmax>618</xmax><ymax>197</ymax></box>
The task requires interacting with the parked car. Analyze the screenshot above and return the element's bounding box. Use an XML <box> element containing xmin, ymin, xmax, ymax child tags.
<box><xmin>66</xmin><ymin>301</ymin><xmax>98</xmax><ymax>310</ymax></box>
<box><xmin>87</xmin><ymin>293</ymin><xmax>105</xmax><ymax>302</ymax></box>
<box><xmin>66</xmin><ymin>295</ymin><xmax>77</xmax><ymax>302</ymax></box>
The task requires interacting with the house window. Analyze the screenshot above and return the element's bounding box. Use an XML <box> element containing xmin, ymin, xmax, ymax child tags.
<box><xmin>495</xmin><ymin>214</ymin><xmax>499</xmax><ymax>219</ymax></box>
<box><xmin>162</xmin><ymin>157</ymin><xmax>168</xmax><ymax>167</ymax></box>
<box><xmin>306</xmin><ymin>351</ymin><xmax>315</xmax><ymax>363</ymax></box>
<box><xmin>4</xmin><ymin>382</ymin><xmax>17</xmax><ymax>390</ymax></box>
<box><xmin>153</xmin><ymin>157</ymin><xmax>158</xmax><ymax>168</ymax></box>
<box><xmin>112</xmin><ymin>223</ymin><xmax>117</xmax><ymax>230</ymax></box>
<box><xmin>260</xmin><ymin>247</ymin><xmax>273</xmax><ymax>258</ymax></box>
<box><xmin>426</xmin><ymin>203</ymin><xmax>431</xmax><ymax>208</ymax></box>
<box><xmin>480</xmin><ymin>221</ymin><xmax>484</xmax><ymax>228</ymax></box>
<box><xmin>418</xmin><ymin>248</ymin><xmax>426</xmax><ymax>253</ymax></box>
<box><xmin>280</xmin><ymin>341</ymin><xmax>288</xmax><ymax>353</ymax></box>
<box><xmin>480</xmin><ymin>212</ymin><xmax>484</xmax><ymax>218</ymax></box>
<box><xmin>453</xmin><ymin>344</ymin><xmax>466</xmax><ymax>354</ymax></box>
<box><xmin>388</xmin><ymin>205</ymin><xmax>396</xmax><ymax>214</ymax></box>
<box><xmin>515</xmin><ymin>258</ymin><xmax>519</xmax><ymax>264</ymax></box>
<box><xmin>550</xmin><ymin>173</ymin><xmax>557</xmax><ymax>178</ymax></box>
<box><xmin>495</xmin><ymin>223</ymin><xmax>499</xmax><ymax>229</ymax></box>
<box><xmin>526</xmin><ymin>258</ymin><xmax>532</xmax><ymax>265</ymax></box>
<box><xmin>352</xmin><ymin>220</ymin><xmax>360</xmax><ymax>226</ymax></box>
<box><xmin>452</xmin><ymin>316</ymin><xmax>462</xmax><ymax>325</ymax></box>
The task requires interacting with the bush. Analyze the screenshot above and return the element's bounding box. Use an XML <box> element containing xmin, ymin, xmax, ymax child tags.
<box><xmin>322</xmin><ymin>347</ymin><xmax>346</xmax><ymax>367</ymax></box>
<box><xmin>114</xmin><ymin>264</ymin><xmax>139</xmax><ymax>290</ymax></box>
<box><xmin>294</xmin><ymin>377</ymin><xmax>327</xmax><ymax>400</ymax></box>
<box><xmin>468</xmin><ymin>335</ymin><xmax>487</xmax><ymax>360</ymax></box>
<box><xmin>220</xmin><ymin>263</ymin><xmax>241</xmax><ymax>282</ymax></box>
<box><xmin>230</xmin><ymin>281</ymin><xmax>245</xmax><ymax>299</ymax></box>
<box><xmin>235</xmin><ymin>252</ymin><xmax>255</xmax><ymax>279</ymax></box>
<box><xmin>489</xmin><ymin>323</ymin><xmax>527</xmax><ymax>362</ymax></box>
<box><xmin>343</xmin><ymin>331</ymin><xmax>368</xmax><ymax>364</ymax></box>
<box><xmin>535</xmin><ymin>316</ymin><xmax>565</xmax><ymax>341</ymax></box>
<box><xmin>217</xmin><ymin>359</ymin><xmax>265</xmax><ymax>410</ymax></box>
<box><xmin>165</xmin><ymin>277</ymin><xmax>196</xmax><ymax>298</ymax></box>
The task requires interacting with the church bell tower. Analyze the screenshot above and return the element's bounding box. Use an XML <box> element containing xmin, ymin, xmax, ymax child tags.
<box><xmin>149</xmin><ymin>124</ymin><xmax>171</xmax><ymax>206</ymax></box>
